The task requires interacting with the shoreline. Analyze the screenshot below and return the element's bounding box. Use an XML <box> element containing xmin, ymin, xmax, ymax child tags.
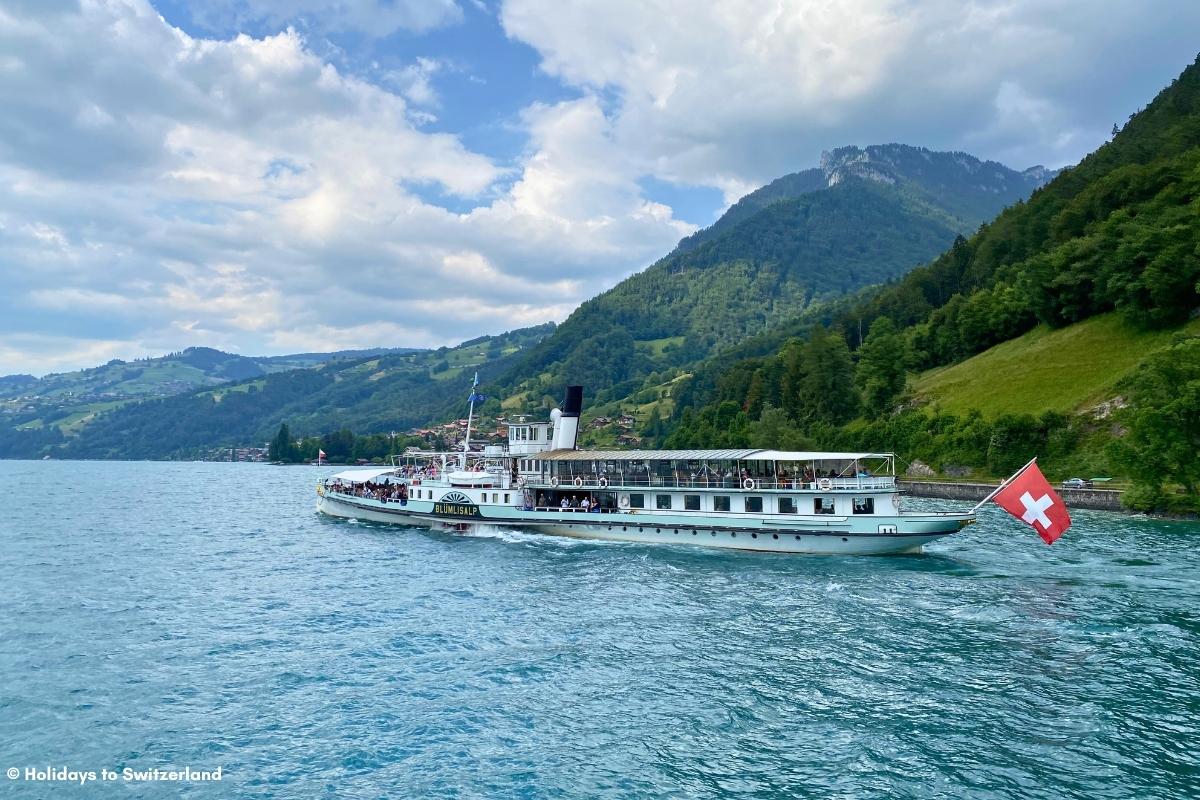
<box><xmin>899</xmin><ymin>480</ymin><xmax>1125</xmax><ymax>513</ymax></box>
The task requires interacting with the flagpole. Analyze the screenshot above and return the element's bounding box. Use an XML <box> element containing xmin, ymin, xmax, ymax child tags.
<box><xmin>461</xmin><ymin>372</ymin><xmax>478</xmax><ymax>470</ymax></box>
<box><xmin>969</xmin><ymin>456</ymin><xmax>1038</xmax><ymax>514</ymax></box>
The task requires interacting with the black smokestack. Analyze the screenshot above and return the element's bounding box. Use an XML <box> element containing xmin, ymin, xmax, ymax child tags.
<box><xmin>562</xmin><ymin>385</ymin><xmax>583</xmax><ymax>417</ymax></box>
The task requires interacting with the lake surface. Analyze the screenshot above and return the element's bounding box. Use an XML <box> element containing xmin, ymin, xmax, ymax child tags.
<box><xmin>1</xmin><ymin>460</ymin><xmax>1198</xmax><ymax>799</ymax></box>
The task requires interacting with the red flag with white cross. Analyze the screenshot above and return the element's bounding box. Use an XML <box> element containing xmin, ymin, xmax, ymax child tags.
<box><xmin>992</xmin><ymin>460</ymin><xmax>1071</xmax><ymax>544</ymax></box>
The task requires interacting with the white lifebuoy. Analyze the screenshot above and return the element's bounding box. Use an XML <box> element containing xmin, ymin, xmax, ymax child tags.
<box><xmin>550</xmin><ymin>476</ymin><xmax>560</xmax><ymax>488</ymax></box>
<box><xmin>573</xmin><ymin>476</ymin><xmax>584</xmax><ymax>488</ymax></box>
<box><xmin>597</xmin><ymin>477</ymin><xmax>609</xmax><ymax>489</ymax></box>
<box><xmin>742</xmin><ymin>477</ymin><xmax>756</xmax><ymax>490</ymax></box>
<box><xmin>817</xmin><ymin>477</ymin><xmax>833</xmax><ymax>492</ymax></box>
<box><xmin>619</xmin><ymin>496</ymin><xmax>630</xmax><ymax>509</ymax></box>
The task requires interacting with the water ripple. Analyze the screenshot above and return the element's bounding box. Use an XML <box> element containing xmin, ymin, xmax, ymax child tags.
<box><xmin>0</xmin><ymin>462</ymin><xmax>1197</xmax><ymax>798</ymax></box>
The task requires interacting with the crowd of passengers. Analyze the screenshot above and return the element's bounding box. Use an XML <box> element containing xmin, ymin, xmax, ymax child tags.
<box><xmin>535</xmin><ymin>494</ymin><xmax>605</xmax><ymax>512</ymax></box>
<box><xmin>550</xmin><ymin>465</ymin><xmax>876</xmax><ymax>488</ymax></box>
<box><xmin>329</xmin><ymin>479</ymin><xmax>410</xmax><ymax>503</ymax></box>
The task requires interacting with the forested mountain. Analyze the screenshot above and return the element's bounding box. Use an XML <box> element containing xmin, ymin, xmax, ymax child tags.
<box><xmin>0</xmin><ymin>326</ymin><xmax>551</xmax><ymax>460</ymax></box>
<box><xmin>0</xmin><ymin>345</ymin><xmax>422</xmax><ymax>455</ymax></box>
<box><xmin>664</xmin><ymin>54</ymin><xmax>1200</xmax><ymax>510</ymax></box>
<box><xmin>501</xmin><ymin>144</ymin><xmax>1057</xmax><ymax>401</ymax></box>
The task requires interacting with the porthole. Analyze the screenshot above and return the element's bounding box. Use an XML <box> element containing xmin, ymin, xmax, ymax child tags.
<box><xmin>842</xmin><ymin>537</ymin><xmax>848</xmax><ymax>542</ymax></box>
<box><xmin>638</xmin><ymin>526</ymin><xmax>643</xmax><ymax>532</ymax></box>
<box><xmin>772</xmin><ymin>533</ymin><xmax>778</xmax><ymax>540</ymax></box>
<box><xmin>794</xmin><ymin>535</ymin><xmax>801</xmax><ymax>541</ymax></box>
<box><xmin>673</xmin><ymin>529</ymin><xmax>679</xmax><ymax>535</ymax></box>
<box><xmin>622</xmin><ymin>526</ymin><xmax>627</xmax><ymax>531</ymax></box>
<box><xmin>710</xmin><ymin>531</ymin><xmax>716</xmax><ymax>537</ymax></box>
<box><xmin>730</xmin><ymin>532</ymin><xmax>736</xmax><ymax>538</ymax></box>
<box><xmin>692</xmin><ymin>531</ymin><xmax>697</xmax><ymax>536</ymax></box>
<box><xmin>751</xmin><ymin>533</ymin><xmax>757</xmax><ymax>539</ymax></box>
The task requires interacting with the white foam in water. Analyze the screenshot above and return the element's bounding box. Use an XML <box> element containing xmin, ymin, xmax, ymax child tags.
<box><xmin>457</xmin><ymin>523</ymin><xmax>631</xmax><ymax>548</ymax></box>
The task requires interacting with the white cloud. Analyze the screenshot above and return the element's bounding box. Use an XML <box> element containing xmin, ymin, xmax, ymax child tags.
<box><xmin>501</xmin><ymin>0</ymin><xmax>1200</xmax><ymax>194</ymax></box>
<box><xmin>0</xmin><ymin>0</ymin><xmax>692</xmax><ymax>374</ymax></box>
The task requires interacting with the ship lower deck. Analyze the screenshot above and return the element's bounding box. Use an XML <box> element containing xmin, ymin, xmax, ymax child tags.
<box><xmin>316</xmin><ymin>491</ymin><xmax>968</xmax><ymax>555</ymax></box>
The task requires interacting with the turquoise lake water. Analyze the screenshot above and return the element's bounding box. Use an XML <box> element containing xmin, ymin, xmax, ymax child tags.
<box><xmin>1</xmin><ymin>460</ymin><xmax>1198</xmax><ymax>798</ymax></box>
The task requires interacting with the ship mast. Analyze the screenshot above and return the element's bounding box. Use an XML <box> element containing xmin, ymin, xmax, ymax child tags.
<box><xmin>461</xmin><ymin>372</ymin><xmax>482</xmax><ymax>470</ymax></box>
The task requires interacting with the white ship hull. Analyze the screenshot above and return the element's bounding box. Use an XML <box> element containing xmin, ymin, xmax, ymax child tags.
<box><xmin>316</xmin><ymin>492</ymin><xmax>963</xmax><ymax>555</ymax></box>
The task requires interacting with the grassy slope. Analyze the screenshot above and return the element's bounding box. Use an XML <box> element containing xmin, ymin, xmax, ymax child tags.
<box><xmin>913</xmin><ymin>312</ymin><xmax>1200</xmax><ymax>417</ymax></box>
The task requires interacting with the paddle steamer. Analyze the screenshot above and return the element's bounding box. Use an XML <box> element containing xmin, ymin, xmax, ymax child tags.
<box><xmin>316</xmin><ymin>386</ymin><xmax>973</xmax><ymax>554</ymax></box>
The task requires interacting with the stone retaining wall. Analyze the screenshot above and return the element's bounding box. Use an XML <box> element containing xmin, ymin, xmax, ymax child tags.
<box><xmin>898</xmin><ymin>481</ymin><xmax>1125</xmax><ymax>512</ymax></box>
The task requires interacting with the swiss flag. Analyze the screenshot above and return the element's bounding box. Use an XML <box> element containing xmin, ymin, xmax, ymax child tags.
<box><xmin>992</xmin><ymin>461</ymin><xmax>1071</xmax><ymax>544</ymax></box>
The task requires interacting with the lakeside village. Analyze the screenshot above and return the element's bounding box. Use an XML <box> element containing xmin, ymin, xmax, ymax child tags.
<box><xmin>200</xmin><ymin>413</ymin><xmax>644</xmax><ymax>464</ymax></box>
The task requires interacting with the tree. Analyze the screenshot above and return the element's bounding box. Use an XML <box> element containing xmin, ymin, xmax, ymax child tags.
<box><xmin>794</xmin><ymin>328</ymin><xmax>858</xmax><ymax>426</ymax></box>
<box><xmin>269</xmin><ymin>422</ymin><xmax>296</xmax><ymax>462</ymax></box>
<box><xmin>855</xmin><ymin>316</ymin><xmax>907</xmax><ymax>415</ymax></box>
<box><xmin>1109</xmin><ymin>336</ymin><xmax>1200</xmax><ymax>506</ymax></box>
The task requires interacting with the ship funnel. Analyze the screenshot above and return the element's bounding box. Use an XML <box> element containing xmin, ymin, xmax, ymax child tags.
<box><xmin>552</xmin><ymin>385</ymin><xmax>583</xmax><ymax>450</ymax></box>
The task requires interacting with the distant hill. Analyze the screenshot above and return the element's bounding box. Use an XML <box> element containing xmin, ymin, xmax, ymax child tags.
<box><xmin>676</xmin><ymin>145</ymin><xmax>1056</xmax><ymax>254</ymax></box>
<box><xmin>0</xmin><ymin>345</ymin><xmax>424</xmax><ymax>448</ymax></box>
<box><xmin>0</xmin><ymin>324</ymin><xmax>553</xmax><ymax>460</ymax></box>
<box><xmin>500</xmin><ymin>144</ymin><xmax>1057</xmax><ymax>403</ymax></box>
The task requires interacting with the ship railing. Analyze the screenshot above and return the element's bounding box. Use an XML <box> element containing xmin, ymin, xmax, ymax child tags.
<box><xmin>534</xmin><ymin>476</ymin><xmax>896</xmax><ymax>491</ymax></box>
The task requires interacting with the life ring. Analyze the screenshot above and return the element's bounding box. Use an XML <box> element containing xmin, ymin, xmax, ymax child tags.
<box><xmin>573</xmin><ymin>476</ymin><xmax>584</xmax><ymax>488</ymax></box>
<box><xmin>742</xmin><ymin>477</ymin><xmax>756</xmax><ymax>490</ymax></box>
<box><xmin>817</xmin><ymin>477</ymin><xmax>833</xmax><ymax>492</ymax></box>
<box><xmin>597</xmin><ymin>477</ymin><xmax>609</xmax><ymax>489</ymax></box>
<box><xmin>550</xmin><ymin>476</ymin><xmax>560</xmax><ymax>487</ymax></box>
<box><xmin>619</xmin><ymin>496</ymin><xmax>630</xmax><ymax>509</ymax></box>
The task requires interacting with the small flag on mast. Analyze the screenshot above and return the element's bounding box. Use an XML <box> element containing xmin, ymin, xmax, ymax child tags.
<box><xmin>467</xmin><ymin>372</ymin><xmax>486</xmax><ymax>405</ymax></box>
<box><xmin>989</xmin><ymin>459</ymin><xmax>1072</xmax><ymax>544</ymax></box>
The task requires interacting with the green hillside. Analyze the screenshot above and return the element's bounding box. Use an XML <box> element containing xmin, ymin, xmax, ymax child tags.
<box><xmin>914</xmin><ymin>313</ymin><xmax>1200</xmax><ymax>418</ymax></box>
<box><xmin>660</xmin><ymin>54</ymin><xmax>1200</xmax><ymax>508</ymax></box>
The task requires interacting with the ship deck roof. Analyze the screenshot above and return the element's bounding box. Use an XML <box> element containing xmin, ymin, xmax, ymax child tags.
<box><xmin>534</xmin><ymin>449</ymin><xmax>891</xmax><ymax>462</ymax></box>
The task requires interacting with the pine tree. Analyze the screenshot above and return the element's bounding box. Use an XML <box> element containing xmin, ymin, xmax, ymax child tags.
<box><xmin>269</xmin><ymin>422</ymin><xmax>294</xmax><ymax>462</ymax></box>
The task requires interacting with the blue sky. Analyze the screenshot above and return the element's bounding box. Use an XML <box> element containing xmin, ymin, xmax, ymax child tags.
<box><xmin>0</xmin><ymin>0</ymin><xmax>1197</xmax><ymax>375</ymax></box>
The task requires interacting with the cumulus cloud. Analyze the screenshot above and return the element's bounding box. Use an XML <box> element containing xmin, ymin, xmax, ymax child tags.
<box><xmin>2</xmin><ymin>0</ymin><xmax>1197</xmax><ymax>375</ymax></box>
<box><xmin>0</xmin><ymin>0</ymin><xmax>692</xmax><ymax>374</ymax></box>
<box><xmin>502</xmin><ymin>0</ymin><xmax>1200</xmax><ymax>198</ymax></box>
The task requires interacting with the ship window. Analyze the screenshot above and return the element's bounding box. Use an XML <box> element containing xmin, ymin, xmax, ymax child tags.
<box><xmin>629</xmin><ymin>493</ymin><xmax>645</xmax><ymax>509</ymax></box>
<box><xmin>745</xmin><ymin>496</ymin><xmax>763</xmax><ymax>513</ymax></box>
<box><xmin>713</xmin><ymin>496</ymin><xmax>730</xmax><ymax>512</ymax></box>
<box><xmin>853</xmin><ymin>497</ymin><xmax>875</xmax><ymax>514</ymax></box>
<box><xmin>504</xmin><ymin>493</ymin><xmax>510</xmax><ymax>504</ymax></box>
<box><xmin>684</xmin><ymin>495</ymin><xmax>701</xmax><ymax>511</ymax></box>
<box><xmin>814</xmin><ymin>497</ymin><xmax>835</xmax><ymax>515</ymax></box>
<box><xmin>656</xmin><ymin>494</ymin><xmax>672</xmax><ymax>510</ymax></box>
<box><xmin>778</xmin><ymin>497</ymin><xmax>797</xmax><ymax>514</ymax></box>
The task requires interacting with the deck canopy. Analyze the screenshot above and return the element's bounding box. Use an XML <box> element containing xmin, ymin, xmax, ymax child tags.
<box><xmin>534</xmin><ymin>449</ymin><xmax>892</xmax><ymax>462</ymax></box>
<box><xmin>528</xmin><ymin>449</ymin><xmax>896</xmax><ymax>490</ymax></box>
<box><xmin>327</xmin><ymin>467</ymin><xmax>398</xmax><ymax>483</ymax></box>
